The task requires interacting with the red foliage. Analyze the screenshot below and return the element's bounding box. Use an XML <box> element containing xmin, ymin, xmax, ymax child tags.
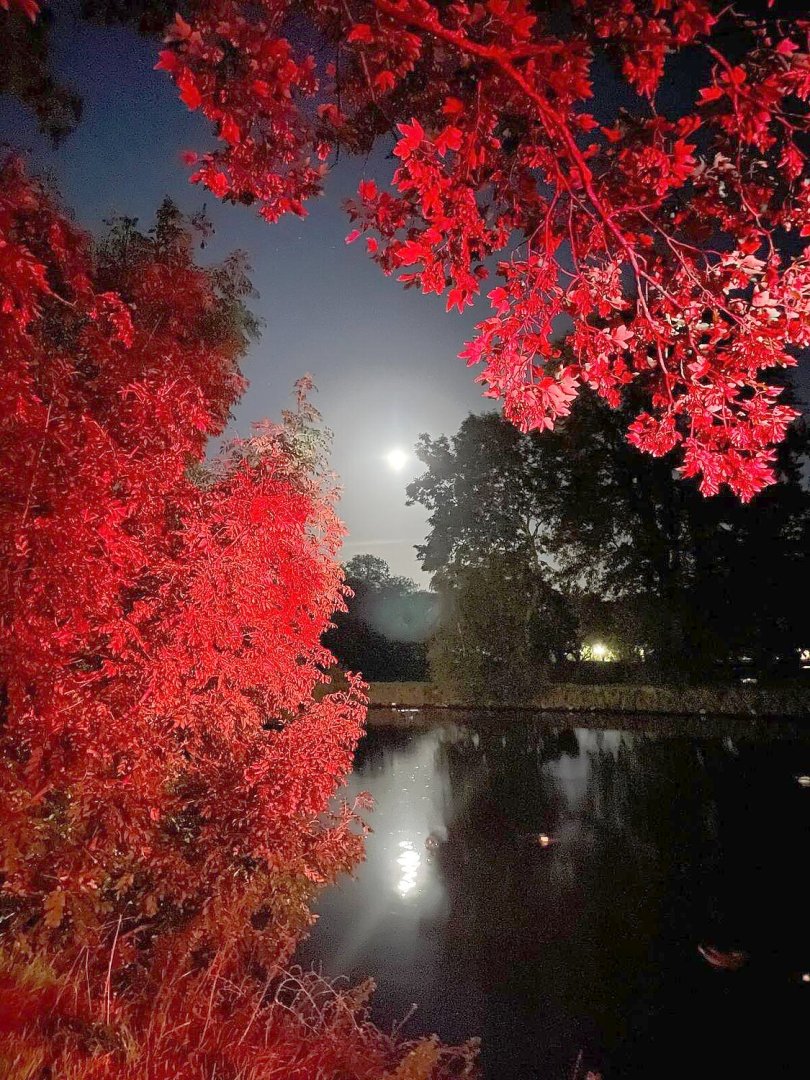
<box><xmin>0</xmin><ymin>158</ymin><xmax>367</xmax><ymax>987</ymax></box>
<box><xmin>0</xmin><ymin>156</ymin><xmax>477</xmax><ymax>1079</ymax></box>
<box><xmin>0</xmin><ymin>0</ymin><xmax>39</xmax><ymax>20</ymax></box>
<box><xmin>159</xmin><ymin>0</ymin><xmax>809</xmax><ymax>500</ymax></box>
<box><xmin>0</xmin><ymin>957</ymin><xmax>478</xmax><ymax>1079</ymax></box>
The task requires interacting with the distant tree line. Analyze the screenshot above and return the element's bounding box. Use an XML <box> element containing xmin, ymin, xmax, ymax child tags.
<box><xmin>328</xmin><ymin>386</ymin><xmax>810</xmax><ymax>691</ymax></box>
<box><xmin>329</xmin><ymin>386</ymin><xmax>810</xmax><ymax>697</ymax></box>
<box><xmin>406</xmin><ymin>384</ymin><xmax>810</xmax><ymax>697</ymax></box>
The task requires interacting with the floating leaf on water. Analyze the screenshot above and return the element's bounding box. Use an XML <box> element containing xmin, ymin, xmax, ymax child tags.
<box><xmin>698</xmin><ymin>944</ymin><xmax>748</xmax><ymax>971</ymax></box>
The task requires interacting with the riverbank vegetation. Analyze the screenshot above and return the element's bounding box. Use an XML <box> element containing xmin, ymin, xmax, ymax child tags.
<box><xmin>0</xmin><ymin>167</ymin><xmax>472</xmax><ymax>1079</ymax></box>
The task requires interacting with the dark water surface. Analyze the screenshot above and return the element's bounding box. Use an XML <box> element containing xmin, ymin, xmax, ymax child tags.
<box><xmin>298</xmin><ymin>717</ymin><xmax>810</xmax><ymax>1078</ymax></box>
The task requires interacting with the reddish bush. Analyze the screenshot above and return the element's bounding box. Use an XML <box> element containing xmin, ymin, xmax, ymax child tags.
<box><xmin>0</xmin><ymin>154</ymin><xmax>475</xmax><ymax>1079</ymax></box>
<box><xmin>0</xmin><ymin>156</ymin><xmax>369</xmax><ymax>1012</ymax></box>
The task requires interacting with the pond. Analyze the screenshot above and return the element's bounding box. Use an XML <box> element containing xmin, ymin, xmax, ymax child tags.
<box><xmin>298</xmin><ymin>716</ymin><xmax>810</xmax><ymax>1078</ymax></box>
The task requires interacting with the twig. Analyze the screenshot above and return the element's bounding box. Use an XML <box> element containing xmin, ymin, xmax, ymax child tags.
<box><xmin>105</xmin><ymin>915</ymin><xmax>122</xmax><ymax>1026</ymax></box>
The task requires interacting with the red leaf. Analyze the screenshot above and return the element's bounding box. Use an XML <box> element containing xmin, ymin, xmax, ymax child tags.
<box><xmin>435</xmin><ymin>125</ymin><xmax>463</xmax><ymax>156</ymax></box>
<box><xmin>347</xmin><ymin>23</ymin><xmax>374</xmax><ymax>44</ymax></box>
<box><xmin>358</xmin><ymin>179</ymin><xmax>378</xmax><ymax>201</ymax></box>
<box><xmin>154</xmin><ymin>50</ymin><xmax>179</xmax><ymax>74</ymax></box>
<box><xmin>393</xmin><ymin>119</ymin><xmax>425</xmax><ymax>160</ymax></box>
<box><xmin>374</xmin><ymin>70</ymin><xmax>396</xmax><ymax>93</ymax></box>
<box><xmin>698</xmin><ymin>85</ymin><xmax>724</xmax><ymax>103</ymax></box>
<box><xmin>178</xmin><ymin>73</ymin><xmax>202</xmax><ymax>111</ymax></box>
<box><xmin>221</xmin><ymin>116</ymin><xmax>241</xmax><ymax>145</ymax></box>
<box><xmin>775</xmin><ymin>38</ymin><xmax>798</xmax><ymax>55</ymax></box>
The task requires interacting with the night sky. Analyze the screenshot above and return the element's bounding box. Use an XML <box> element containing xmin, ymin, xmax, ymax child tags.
<box><xmin>2</xmin><ymin>4</ymin><xmax>807</xmax><ymax>582</ymax></box>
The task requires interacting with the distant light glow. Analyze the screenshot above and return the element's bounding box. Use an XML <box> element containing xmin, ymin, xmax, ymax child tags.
<box><xmin>581</xmin><ymin>640</ymin><xmax>618</xmax><ymax>662</ymax></box>
<box><xmin>385</xmin><ymin>448</ymin><xmax>409</xmax><ymax>472</ymax></box>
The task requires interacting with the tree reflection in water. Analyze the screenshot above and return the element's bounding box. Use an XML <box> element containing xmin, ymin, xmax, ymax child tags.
<box><xmin>301</xmin><ymin>720</ymin><xmax>810</xmax><ymax>1079</ymax></box>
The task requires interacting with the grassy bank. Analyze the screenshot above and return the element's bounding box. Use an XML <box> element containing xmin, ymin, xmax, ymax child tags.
<box><xmin>366</xmin><ymin>680</ymin><xmax>810</xmax><ymax>721</ymax></box>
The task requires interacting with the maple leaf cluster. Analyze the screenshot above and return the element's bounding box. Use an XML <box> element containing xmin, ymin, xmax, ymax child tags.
<box><xmin>159</xmin><ymin>0</ymin><xmax>809</xmax><ymax>500</ymax></box>
<box><xmin>0</xmin><ymin>158</ymin><xmax>367</xmax><ymax>987</ymax></box>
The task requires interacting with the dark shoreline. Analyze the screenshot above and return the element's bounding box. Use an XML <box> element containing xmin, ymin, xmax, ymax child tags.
<box><xmin>364</xmin><ymin>681</ymin><xmax>810</xmax><ymax>739</ymax></box>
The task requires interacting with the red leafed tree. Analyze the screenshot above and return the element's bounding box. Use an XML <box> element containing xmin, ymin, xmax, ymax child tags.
<box><xmin>0</xmin><ymin>156</ymin><xmax>368</xmax><ymax>994</ymax></box>
<box><xmin>156</xmin><ymin>0</ymin><xmax>809</xmax><ymax>500</ymax></box>
<box><xmin>0</xmin><ymin>147</ymin><xmax>475</xmax><ymax>1080</ymax></box>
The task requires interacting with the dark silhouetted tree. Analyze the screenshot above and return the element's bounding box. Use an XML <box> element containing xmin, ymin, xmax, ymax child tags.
<box><xmin>409</xmin><ymin>392</ymin><xmax>810</xmax><ymax>675</ymax></box>
<box><xmin>429</xmin><ymin>553</ymin><xmax>576</xmax><ymax>701</ymax></box>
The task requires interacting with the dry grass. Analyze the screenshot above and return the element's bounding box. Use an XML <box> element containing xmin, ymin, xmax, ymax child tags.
<box><xmin>0</xmin><ymin>952</ymin><xmax>478</xmax><ymax>1080</ymax></box>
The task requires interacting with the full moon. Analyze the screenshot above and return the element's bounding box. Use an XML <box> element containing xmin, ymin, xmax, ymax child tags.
<box><xmin>385</xmin><ymin>448</ymin><xmax>409</xmax><ymax>472</ymax></box>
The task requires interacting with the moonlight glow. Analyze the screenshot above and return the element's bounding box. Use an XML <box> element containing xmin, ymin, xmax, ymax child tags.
<box><xmin>385</xmin><ymin>448</ymin><xmax>409</xmax><ymax>472</ymax></box>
